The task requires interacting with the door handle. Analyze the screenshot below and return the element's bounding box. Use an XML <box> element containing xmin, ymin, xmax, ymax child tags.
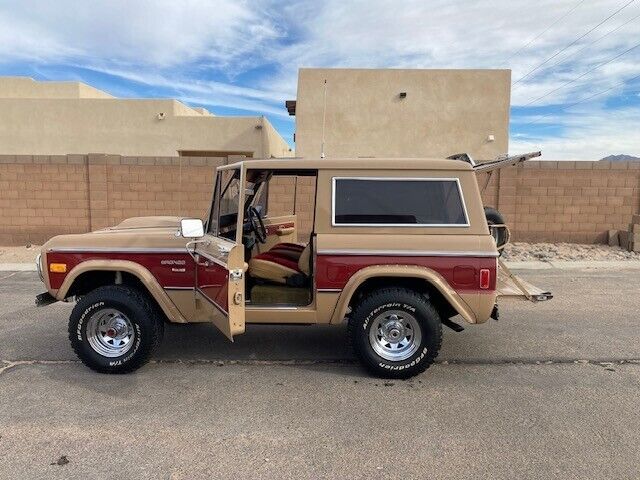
<box><xmin>230</xmin><ymin>269</ymin><xmax>244</xmax><ymax>282</ymax></box>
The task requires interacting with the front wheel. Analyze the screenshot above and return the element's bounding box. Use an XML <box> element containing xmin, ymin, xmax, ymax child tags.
<box><xmin>68</xmin><ymin>285</ymin><xmax>164</xmax><ymax>374</ymax></box>
<box><xmin>348</xmin><ymin>288</ymin><xmax>443</xmax><ymax>379</ymax></box>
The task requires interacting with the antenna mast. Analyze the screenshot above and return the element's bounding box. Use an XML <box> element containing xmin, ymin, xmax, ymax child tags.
<box><xmin>320</xmin><ymin>79</ymin><xmax>327</xmax><ymax>158</ymax></box>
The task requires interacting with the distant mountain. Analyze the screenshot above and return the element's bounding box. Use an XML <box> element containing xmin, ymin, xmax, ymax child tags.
<box><xmin>601</xmin><ymin>154</ymin><xmax>640</xmax><ymax>161</ymax></box>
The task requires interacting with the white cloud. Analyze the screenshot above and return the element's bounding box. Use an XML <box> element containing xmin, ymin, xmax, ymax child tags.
<box><xmin>263</xmin><ymin>0</ymin><xmax>640</xmax><ymax>107</ymax></box>
<box><xmin>0</xmin><ymin>0</ymin><xmax>280</xmax><ymax>68</ymax></box>
<box><xmin>80</xmin><ymin>65</ymin><xmax>292</xmax><ymax>117</ymax></box>
<box><xmin>511</xmin><ymin>104</ymin><xmax>640</xmax><ymax>159</ymax></box>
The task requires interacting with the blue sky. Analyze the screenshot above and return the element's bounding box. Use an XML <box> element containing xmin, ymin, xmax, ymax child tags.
<box><xmin>0</xmin><ymin>0</ymin><xmax>639</xmax><ymax>159</ymax></box>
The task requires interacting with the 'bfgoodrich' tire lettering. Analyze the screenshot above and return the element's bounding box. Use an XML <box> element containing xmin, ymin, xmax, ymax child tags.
<box><xmin>348</xmin><ymin>288</ymin><xmax>443</xmax><ymax>379</ymax></box>
<box><xmin>68</xmin><ymin>286</ymin><xmax>163</xmax><ymax>374</ymax></box>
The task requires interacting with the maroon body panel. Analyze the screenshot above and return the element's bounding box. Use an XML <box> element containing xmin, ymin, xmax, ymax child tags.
<box><xmin>46</xmin><ymin>250</ymin><xmax>496</xmax><ymax>301</ymax></box>
<box><xmin>315</xmin><ymin>254</ymin><xmax>497</xmax><ymax>293</ymax></box>
<box><xmin>196</xmin><ymin>260</ymin><xmax>229</xmax><ymax>314</ymax></box>
<box><xmin>46</xmin><ymin>251</ymin><xmax>195</xmax><ymax>290</ymax></box>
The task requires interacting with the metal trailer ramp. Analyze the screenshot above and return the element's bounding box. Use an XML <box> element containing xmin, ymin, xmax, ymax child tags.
<box><xmin>497</xmin><ymin>259</ymin><xmax>553</xmax><ymax>302</ymax></box>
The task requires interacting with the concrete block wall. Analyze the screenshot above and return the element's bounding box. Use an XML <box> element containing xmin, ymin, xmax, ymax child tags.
<box><xmin>0</xmin><ymin>155</ymin><xmax>638</xmax><ymax>245</ymax></box>
<box><xmin>479</xmin><ymin>160</ymin><xmax>640</xmax><ymax>243</ymax></box>
<box><xmin>0</xmin><ymin>154</ymin><xmax>225</xmax><ymax>245</ymax></box>
<box><xmin>266</xmin><ymin>176</ymin><xmax>316</xmax><ymax>239</ymax></box>
<box><xmin>0</xmin><ymin>155</ymin><xmax>91</xmax><ymax>245</ymax></box>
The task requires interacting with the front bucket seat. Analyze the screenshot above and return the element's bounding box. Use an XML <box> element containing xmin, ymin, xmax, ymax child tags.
<box><xmin>248</xmin><ymin>244</ymin><xmax>310</xmax><ymax>285</ymax></box>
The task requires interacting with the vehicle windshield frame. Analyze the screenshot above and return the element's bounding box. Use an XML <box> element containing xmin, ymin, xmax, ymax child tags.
<box><xmin>207</xmin><ymin>165</ymin><xmax>243</xmax><ymax>240</ymax></box>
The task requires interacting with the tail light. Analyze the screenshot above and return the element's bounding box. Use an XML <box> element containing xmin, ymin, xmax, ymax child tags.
<box><xmin>479</xmin><ymin>268</ymin><xmax>490</xmax><ymax>289</ymax></box>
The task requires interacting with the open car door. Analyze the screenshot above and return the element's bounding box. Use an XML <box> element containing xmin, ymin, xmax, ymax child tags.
<box><xmin>194</xmin><ymin>164</ymin><xmax>246</xmax><ymax>340</ymax></box>
<box><xmin>194</xmin><ymin>239</ymin><xmax>245</xmax><ymax>340</ymax></box>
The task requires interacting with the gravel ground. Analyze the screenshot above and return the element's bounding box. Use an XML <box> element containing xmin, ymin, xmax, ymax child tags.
<box><xmin>502</xmin><ymin>242</ymin><xmax>640</xmax><ymax>262</ymax></box>
<box><xmin>0</xmin><ymin>245</ymin><xmax>41</xmax><ymax>263</ymax></box>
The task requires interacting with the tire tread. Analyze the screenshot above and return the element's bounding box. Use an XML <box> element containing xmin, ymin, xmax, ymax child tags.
<box><xmin>348</xmin><ymin>287</ymin><xmax>443</xmax><ymax>379</ymax></box>
<box><xmin>68</xmin><ymin>285</ymin><xmax>164</xmax><ymax>374</ymax></box>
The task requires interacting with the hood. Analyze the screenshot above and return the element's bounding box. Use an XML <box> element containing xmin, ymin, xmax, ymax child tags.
<box><xmin>109</xmin><ymin>216</ymin><xmax>183</xmax><ymax>230</ymax></box>
<box><xmin>42</xmin><ymin>216</ymin><xmax>191</xmax><ymax>252</ymax></box>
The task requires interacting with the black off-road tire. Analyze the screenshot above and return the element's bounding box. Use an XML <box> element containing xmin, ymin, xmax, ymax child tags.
<box><xmin>68</xmin><ymin>285</ymin><xmax>164</xmax><ymax>374</ymax></box>
<box><xmin>348</xmin><ymin>288</ymin><xmax>443</xmax><ymax>379</ymax></box>
<box><xmin>484</xmin><ymin>206</ymin><xmax>507</xmax><ymax>253</ymax></box>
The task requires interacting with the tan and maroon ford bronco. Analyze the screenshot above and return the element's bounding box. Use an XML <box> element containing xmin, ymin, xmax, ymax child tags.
<box><xmin>36</xmin><ymin>154</ymin><xmax>551</xmax><ymax>378</ymax></box>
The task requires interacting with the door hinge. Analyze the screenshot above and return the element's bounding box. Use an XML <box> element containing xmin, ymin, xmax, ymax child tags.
<box><xmin>229</xmin><ymin>269</ymin><xmax>244</xmax><ymax>282</ymax></box>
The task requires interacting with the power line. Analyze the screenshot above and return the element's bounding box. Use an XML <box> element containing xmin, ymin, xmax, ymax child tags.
<box><xmin>503</xmin><ymin>0</ymin><xmax>587</xmax><ymax>64</ymax></box>
<box><xmin>513</xmin><ymin>0</ymin><xmax>636</xmax><ymax>87</ymax></box>
<box><xmin>524</xmin><ymin>39</ymin><xmax>640</xmax><ymax>106</ymax></box>
<box><xmin>518</xmin><ymin>73</ymin><xmax>640</xmax><ymax>127</ymax></box>
<box><xmin>540</xmin><ymin>10</ymin><xmax>640</xmax><ymax>74</ymax></box>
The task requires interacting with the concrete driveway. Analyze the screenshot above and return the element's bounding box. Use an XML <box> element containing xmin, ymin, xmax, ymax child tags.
<box><xmin>1</xmin><ymin>268</ymin><xmax>639</xmax><ymax>479</ymax></box>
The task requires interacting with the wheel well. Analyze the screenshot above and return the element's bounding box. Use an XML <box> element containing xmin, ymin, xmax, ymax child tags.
<box><xmin>65</xmin><ymin>270</ymin><xmax>167</xmax><ymax>320</ymax></box>
<box><xmin>349</xmin><ymin>276</ymin><xmax>458</xmax><ymax>319</ymax></box>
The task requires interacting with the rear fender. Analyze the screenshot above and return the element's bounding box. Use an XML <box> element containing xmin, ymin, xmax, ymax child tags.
<box><xmin>329</xmin><ymin>265</ymin><xmax>478</xmax><ymax>324</ymax></box>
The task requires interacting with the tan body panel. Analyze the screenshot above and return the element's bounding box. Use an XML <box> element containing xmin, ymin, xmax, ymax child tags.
<box><xmin>55</xmin><ymin>259</ymin><xmax>188</xmax><ymax>323</ymax></box>
<box><xmin>315</xmin><ymin>233</ymin><xmax>497</xmax><ymax>256</ymax></box>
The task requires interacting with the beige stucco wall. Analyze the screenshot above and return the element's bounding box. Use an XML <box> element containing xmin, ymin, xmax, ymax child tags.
<box><xmin>0</xmin><ymin>77</ymin><xmax>292</xmax><ymax>158</ymax></box>
<box><xmin>294</xmin><ymin>68</ymin><xmax>510</xmax><ymax>160</ymax></box>
<box><xmin>0</xmin><ymin>76</ymin><xmax>114</xmax><ymax>99</ymax></box>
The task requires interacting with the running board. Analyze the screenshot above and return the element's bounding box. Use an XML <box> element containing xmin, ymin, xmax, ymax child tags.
<box><xmin>497</xmin><ymin>259</ymin><xmax>553</xmax><ymax>302</ymax></box>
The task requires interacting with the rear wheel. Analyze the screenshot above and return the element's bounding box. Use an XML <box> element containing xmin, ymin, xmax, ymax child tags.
<box><xmin>348</xmin><ymin>288</ymin><xmax>443</xmax><ymax>379</ymax></box>
<box><xmin>68</xmin><ymin>285</ymin><xmax>164</xmax><ymax>374</ymax></box>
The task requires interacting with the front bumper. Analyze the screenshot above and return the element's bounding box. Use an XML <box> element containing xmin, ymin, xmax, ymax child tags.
<box><xmin>35</xmin><ymin>292</ymin><xmax>57</xmax><ymax>307</ymax></box>
<box><xmin>36</xmin><ymin>253</ymin><xmax>44</xmax><ymax>282</ymax></box>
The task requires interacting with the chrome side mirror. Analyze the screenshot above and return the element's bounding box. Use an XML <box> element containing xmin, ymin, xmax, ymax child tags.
<box><xmin>180</xmin><ymin>218</ymin><xmax>204</xmax><ymax>239</ymax></box>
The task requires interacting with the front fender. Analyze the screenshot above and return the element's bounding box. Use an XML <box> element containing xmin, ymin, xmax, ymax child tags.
<box><xmin>55</xmin><ymin>259</ymin><xmax>187</xmax><ymax>323</ymax></box>
<box><xmin>328</xmin><ymin>265</ymin><xmax>478</xmax><ymax>324</ymax></box>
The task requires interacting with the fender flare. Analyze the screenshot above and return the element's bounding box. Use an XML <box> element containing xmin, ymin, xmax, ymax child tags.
<box><xmin>56</xmin><ymin>259</ymin><xmax>187</xmax><ymax>323</ymax></box>
<box><xmin>328</xmin><ymin>265</ymin><xmax>477</xmax><ymax>324</ymax></box>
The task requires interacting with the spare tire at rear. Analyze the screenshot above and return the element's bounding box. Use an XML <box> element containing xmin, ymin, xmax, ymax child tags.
<box><xmin>484</xmin><ymin>206</ymin><xmax>508</xmax><ymax>253</ymax></box>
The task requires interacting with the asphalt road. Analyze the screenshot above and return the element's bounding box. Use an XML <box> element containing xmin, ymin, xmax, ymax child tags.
<box><xmin>1</xmin><ymin>269</ymin><xmax>639</xmax><ymax>479</ymax></box>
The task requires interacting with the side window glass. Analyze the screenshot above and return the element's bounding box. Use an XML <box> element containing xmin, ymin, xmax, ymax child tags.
<box><xmin>333</xmin><ymin>178</ymin><xmax>468</xmax><ymax>226</ymax></box>
<box><xmin>217</xmin><ymin>169</ymin><xmax>241</xmax><ymax>235</ymax></box>
<box><xmin>207</xmin><ymin>173</ymin><xmax>221</xmax><ymax>234</ymax></box>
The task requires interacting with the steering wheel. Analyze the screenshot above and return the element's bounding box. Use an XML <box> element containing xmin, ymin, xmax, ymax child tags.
<box><xmin>247</xmin><ymin>206</ymin><xmax>267</xmax><ymax>244</ymax></box>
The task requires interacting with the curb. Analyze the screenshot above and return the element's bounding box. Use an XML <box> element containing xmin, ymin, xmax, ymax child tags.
<box><xmin>0</xmin><ymin>263</ymin><xmax>36</xmax><ymax>272</ymax></box>
<box><xmin>506</xmin><ymin>260</ymin><xmax>640</xmax><ymax>270</ymax></box>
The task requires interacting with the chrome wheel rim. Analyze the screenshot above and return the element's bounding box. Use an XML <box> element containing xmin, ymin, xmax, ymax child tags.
<box><xmin>369</xmin><ymin>310</ymin><xmax>421</xmax><ymax>361</ymax></box>
<box><xmin>86</xmin><ymin>308</ymin><xmax>135</xmax><ymax>358</ymax></box>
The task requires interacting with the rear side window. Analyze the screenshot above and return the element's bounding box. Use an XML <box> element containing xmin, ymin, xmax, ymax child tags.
<box><xmin>332</xmin><ymin>178</ymin><xmax>468</xmax><ymax>226</ymax></box>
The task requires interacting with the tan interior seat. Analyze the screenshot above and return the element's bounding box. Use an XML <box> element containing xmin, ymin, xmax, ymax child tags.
<box><xmin>248</xmin><ymin>244</ymin><xmax>311</xmax><ymax>285</ymax></box>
